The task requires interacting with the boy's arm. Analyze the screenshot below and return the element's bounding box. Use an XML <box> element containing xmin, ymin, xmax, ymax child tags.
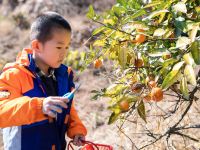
<box><xmin>66</xmin><ymin>67</ymin><xmax>87</xmax><ymax>138</ymax></box>
<box><xmin>66</xmin><ymin>101</ymin><xmax>87</xmax><ymax>139</ymax></box>
<box><xmin>0</xmin><ymin>68</ymin><xmax>47</xmax><ymax>128</ymax></box>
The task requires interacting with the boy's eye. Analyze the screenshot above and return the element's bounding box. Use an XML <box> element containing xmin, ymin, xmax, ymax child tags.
<box><xmin>65</xmin><ymin>47</ymin><xmax>69</xmax><ymax>50</ymax></box>
<box><xmin>56</xmin><ymin>47</ymin><xmax>62</xmax><ymax>49</ymax></box>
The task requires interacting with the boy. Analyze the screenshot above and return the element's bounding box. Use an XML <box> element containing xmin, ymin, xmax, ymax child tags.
<box><xmin>0</xmin><ymin>11</ymin><xmax>87</xmax><ymax>150</ymax></box>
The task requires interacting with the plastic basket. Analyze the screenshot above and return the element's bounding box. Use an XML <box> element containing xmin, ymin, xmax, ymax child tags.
<box><xmin>67</xmin><ymin>140</ymin><xmax>113</xmax><ymax>150</ymax></box>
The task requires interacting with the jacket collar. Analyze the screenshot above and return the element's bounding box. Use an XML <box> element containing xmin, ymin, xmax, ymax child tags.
<box><xmin>3</xmin><ymin>48</ymin><xmax>68</xmax><ymax>77</ymax></box>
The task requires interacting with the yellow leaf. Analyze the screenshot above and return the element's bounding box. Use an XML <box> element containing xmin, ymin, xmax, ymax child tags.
<box><xmin>176</xmin><ymin>37</ymin><xmax>191</xmax><ymax>50</ymax></box>
<box><xmin>180</xmin><ymin>77</ymin><xmax>189</xmax><ymax>100</ymax></box>
<box><xmin>93</xmin><ymin>39</ymin><xmax>106</xmax><ymax>47</ymax></box>
<box><xmin>103</xmin><ymin>19</ymin><xmax>115</xmax><ymax>25</ymax></box>
<box><xmin>153</xmin><ymin>28</ymin><xmax>166</xmax><ymax>37</ymax></box>
<box><xmin>184</xmin><ymin>64</ymin><xmax>197</xmax><ymax>86</ymax></box>
<box><xmin>137</xmin><ymin>100</ymin><xmax>146</xmax><ymax>123</ymax></box>
<box><xmin>189</xmin><ymin>24</ymin><xmax>199</xmax><ymax>42</ymax></box>
<box><xmin>172</xmin><ymin>61</ymin><xmax>185</xmax><ymax>71</ymax></box>
<box><xmin>173</xmin><ymin>2</ymin><xmax>187</xmax><ymax>13</ymax></box>
<box><xmin>183</xmin><ymin>53</ymin><xmax>195</xmax><ymax>66</ymax></box>
<box><xmin>162</xmin><ymin>61</ymin><xmax>184</xmax><ymax>89</ymax></box>
<box><xmin>118</xmin><ymin>46</ymin><xmax>127</xmax><ymax>69</ymax></box>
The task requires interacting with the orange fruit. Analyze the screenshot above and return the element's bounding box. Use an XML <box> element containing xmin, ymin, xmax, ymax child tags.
<box><xmin>134</xmin><ymin>58</ymin><xmax>144</xmax><ymax>68</ymax></box>
<box><xmin>151</xmin><ymin>87</ymin><xmax>163</xmax><ymax>102</ymax></box>
<box><xmin>135</xmin><ymin>34</ymin><xmax>146</xmax><ymax>44</ymax></box>
<box><xmin>148</xmin><ymin>80</ymin><xmax>157</xmax><ymax>88</ymax></box>
<box><xmin>94</xmin><ymin>59</ymin><xmax>102</xmax><ymax>69</ymax></box>
<box><xmin>119</xmin><ymin>100</ymin><xmax>129</xmax><ymax>112</ymax></box>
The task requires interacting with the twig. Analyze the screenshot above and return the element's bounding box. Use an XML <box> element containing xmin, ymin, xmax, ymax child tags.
<box><xmin>117</xmin><ymin>125</ymin><xmax>139</xmax><ymax>150</ymax></box>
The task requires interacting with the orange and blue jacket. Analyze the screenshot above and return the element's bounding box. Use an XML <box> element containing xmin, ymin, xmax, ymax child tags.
<box><xmin>0</xmin><ymin>48</ymin><xmax>87</xmax><ymax>150</ymax></box>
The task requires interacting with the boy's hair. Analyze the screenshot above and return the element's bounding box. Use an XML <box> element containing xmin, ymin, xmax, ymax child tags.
<box><xmin>30</xmin><ymin>11</ymin><xmax>71</xmax><ymax>43</ymax></box>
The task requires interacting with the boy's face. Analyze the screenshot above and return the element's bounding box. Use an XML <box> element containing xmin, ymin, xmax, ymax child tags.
<box><xmin>34</xmin><ymin>28</ymin><xmax>71</xmax><ymax>68</ymax></box>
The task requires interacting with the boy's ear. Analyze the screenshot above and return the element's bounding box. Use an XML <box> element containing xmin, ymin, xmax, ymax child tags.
<box><xmin>31</xmin><ymin>40</ymin><xmax>41</xmax><ymax>53</ymax></box>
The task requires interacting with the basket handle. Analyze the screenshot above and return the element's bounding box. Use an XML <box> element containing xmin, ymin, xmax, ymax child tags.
<box><xmin>67</xmin><ymin>140</ymin><xmax>99</xmax><ymax>150</ymax></box>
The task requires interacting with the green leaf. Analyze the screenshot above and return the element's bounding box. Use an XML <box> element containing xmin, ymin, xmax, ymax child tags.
<box><xmin>116</xmin><ymin>0</ymin><xmax>126</xmax><ymax>6</ymax></box>
<box><xmin>92</xmin><ymin>26</ymin><xmax>106</xmax><ymax>36</ymax></box>
<box><xmin>131</xmin><ymin>9</ymin><xmax>146</xmax><ymax>20</ymax></box>
<box><xmin>184</xmin><ymin>64</ymin><xmax>197</xmax><ymax>86</ymax></box>
<box><xmin>137</xmin><ymin>100</ymin><xmax>146</xmax><ymax>123</ymax></box>
<box><xmin>172</xmin><ymin>61</ymin><xmax>185</xmax><ymax>71</ymax></box>
<box><xmin>183</xmin><ymin>53</ymin><xmax>194</xmax><ymax>66</ymax></box>
<box><xmin>174</xmin><ymin>17</ymin><xmax>186</xmax><ymax>37</ymax></box>
<box><xmin>180</xmin><ymin>77</ymin><xmax>189</xmax><ymax>100</ymax></box>
<box><xmin>87</xmin><ymin>5</ymin><xmax>95</xmax><ymax>19</ymax></box>
<box><xmin>175</xmin><ymin>17</ymin><xmax>185</xmax><ymax>29</ymax></box>
<box><xmin>195</xmin><ymin>6</ymin><xmax>200</xmax><ymax>14</ymax></box>
<box><xmin>144</xmin><ymin>9</ymin><xmax>169</xmax><ymax>20</ymax></box>
<box><xmin>93</xmin><ymin>39</ymin><xmax>106</xmax><ymax>47</ymax></box>
<box><xmin>91</xmin><ymin>94</ymin><xmax>100</xmax><ymax>100</ymax></box>
<box><xmin>103</xmin><ymin>19</ymin><xmax>116</xmax><ymax>26</ymax></box>
<box><xmin>162</xmin><ymin>58</ymin><xmax>178</xmax><ymax>68</ymax></box>
<box><xmin>108</xmin><ymin>111</ymin><xmax>121</xmax><ymax>124</ymax></box>
<box><xmin>105</xmin><ymin>84</ymin><xmax>128</xmax><ymax>96</ymax></box>
<box><xmin>162</xmin><ymin>71</ymin><xmax>182</xmax><ymax>89</ymax></box>
<box><xmin>190</xmin><ymin>40</ymin><xmax>200</xmax><ymax>65</ymax></box>
<box><xmin>118</xmin><ymin>46</ymin><xmax>127</xmax><ymax>69</ymax></box>
<box><xmin>112</xmin><ymin>5</ymin><xmax>126</xmax><ymax>16</ymax></box>
<box><xmin>144</xmin><ymin>1</ymin><xmax>162</xmax><ymax>8</ymax></box>
<box><xmin>162</xmin><ymin>61</ymin><xmax>184</xmax><ymax>89</ymax></box>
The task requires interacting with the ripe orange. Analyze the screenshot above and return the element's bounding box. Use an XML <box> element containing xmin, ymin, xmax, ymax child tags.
<box><xmin>134</xmin><ymin>58</ymin><xmax>144</xmax><ymax>68</ymax></box>
<box><xmin>135</xmin><ymin>34</ymin><xmax>146</xmax><ymax>44</ymax></box>
<box><xmin>151</xmin><ymin>87</ymin><xmax>163</xmax><ymax>102</ymax></box>
<box><xmin>119</xmin><ymin>100</ymin><xmax>129</xmax><ymax>112</ymax></box>
<box><xmin>148</xmin><ymin>80</ymin><xmax>157</xmax><ymax>88</ymax></box>
<box><xmin>94</xmin><ymin>59</ymin><xmax>102</xmax><ymax>69</ymax></box>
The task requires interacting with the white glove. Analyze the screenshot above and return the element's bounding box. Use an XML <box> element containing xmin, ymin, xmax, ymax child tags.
<box><xmin>42</xmin><ymin>96</ymin><xmax>69</xmax><ymax>118</ymax></box>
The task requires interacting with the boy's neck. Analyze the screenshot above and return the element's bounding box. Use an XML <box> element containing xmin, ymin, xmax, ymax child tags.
<box><xmin>33</xmin><ymin>55</ymin><xmax>50</xmax><ymax>75</ymax></box>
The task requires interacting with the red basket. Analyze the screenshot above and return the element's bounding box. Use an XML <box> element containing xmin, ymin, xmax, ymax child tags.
<box><xmin>67</xmin><ymin>140</ymin><xmax>113</xmax><ymax>150</ymax></box>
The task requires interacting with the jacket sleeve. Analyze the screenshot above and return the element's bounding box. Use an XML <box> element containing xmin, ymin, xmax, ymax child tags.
<box><xmin>0</xmin><ymin>68</ymin><xmax>47</xmax><ymax>128</ymax></box>
<box><xmin>66</xmin><ymin>101</ymin><xmax>87</xmax><ymax>139</ymax></box>
<box><xmin>66</xmin><ymin>67</ymin><xmax>87</xmax><ymax>138</ymax></box>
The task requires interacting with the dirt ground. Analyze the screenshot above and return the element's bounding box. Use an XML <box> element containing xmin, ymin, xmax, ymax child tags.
<box><xmin>0</xmin><ymin>1</ymin><xmax>200</xmax><ymax>150</ymax></box>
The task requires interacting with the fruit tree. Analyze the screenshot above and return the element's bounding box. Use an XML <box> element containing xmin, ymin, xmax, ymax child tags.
<box><xmin>84</xmin><ymin>0</ymin><xmax>200</xmax><ymax>149</ymax></box>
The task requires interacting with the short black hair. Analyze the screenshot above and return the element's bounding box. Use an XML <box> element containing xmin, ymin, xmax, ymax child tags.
<box><xmin>30</xmin><ymin>11</ymin><xmax>71</xmax><ymax>43</ymax></box>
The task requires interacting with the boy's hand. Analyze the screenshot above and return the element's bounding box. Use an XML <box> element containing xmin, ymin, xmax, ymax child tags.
<box><xmin>73</xmin><ymin>134</ymin><xmax>85</xmax><ymax>146</ymax></box>
<box><xmin>42</xmin><ymin>96</ymin><xmax>69</xmax><ymax>118</ymax></box>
